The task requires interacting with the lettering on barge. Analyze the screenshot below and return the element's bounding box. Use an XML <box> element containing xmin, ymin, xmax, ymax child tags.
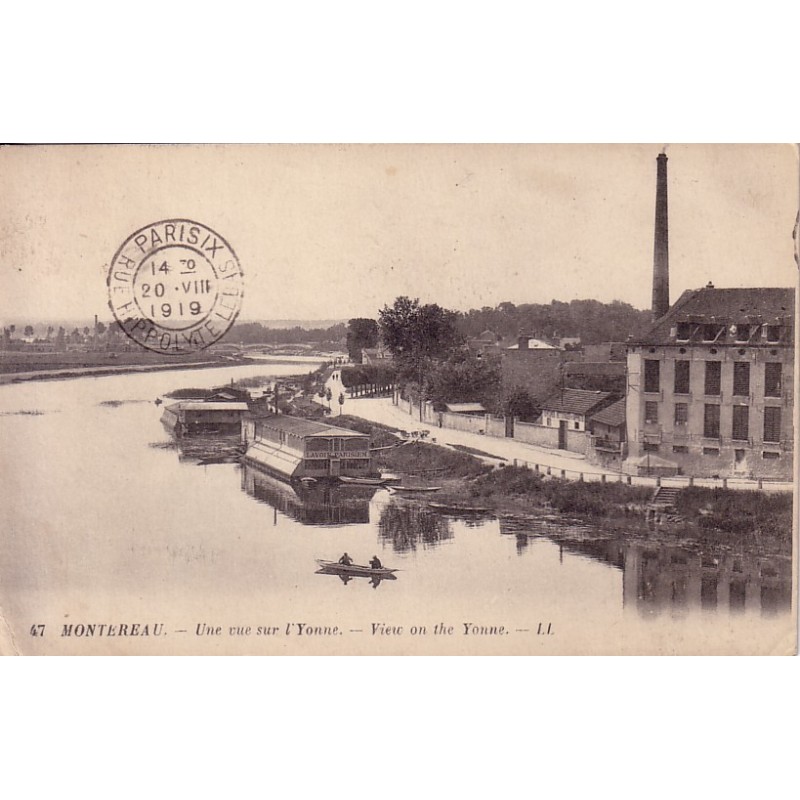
<box><xmin>107</xmin><ymin>218</ymin><xmax>244</xmax><ymax>354</ymax></box>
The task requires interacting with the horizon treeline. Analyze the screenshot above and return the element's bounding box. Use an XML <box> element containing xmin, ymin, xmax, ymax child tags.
<box><xmin>227</xmin><ymin>298</ymin><xmax>652</xmax><ymax>347</ymax></box>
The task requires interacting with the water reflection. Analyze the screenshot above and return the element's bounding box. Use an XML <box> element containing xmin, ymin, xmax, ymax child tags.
<box><xmin>172</xmin><ymin>433</ymin><xmax>244</xmax><ymax>463</ymax></box>
<box><xmin>499</xmin><ymin>516</ymin><xmax>792</xmax><ymax>618</ymax></box>
<box><xmin>621</xmin><ymin>544</ymin><xmax>792</xmax><ymax>618</ymax></box>
<box><xmin>377</xmin><ymin>503</ymin><xmax>453</xmax><ymax>553</ymax></box>
<box><xmin>241</xmin><ymin>463</ymin><xmax>376</xmax><ymax>526</ymax></box>
<box><xmin>315</xmin><ymin>568</ymin><xmax>397</xmax><ymax>589</ymax></box>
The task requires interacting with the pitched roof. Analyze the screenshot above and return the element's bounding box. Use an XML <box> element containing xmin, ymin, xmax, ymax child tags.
<box><xmin>541</xmin><ymin>388</ymin><xmax>613</xmax><ymax>416</ymax></box>
<box><xmin>639</xmin><ymin>287</ymin><xmax>795</xmax><ymax>345</ymax></box>
<box><xmin>590</xmin><ymin>398</ymin><xmax>626</xmax><ymax>427</ymax></box>
<box><xmin>254</xmin><ymin>414</ymin><xmax>368</xmax><ymax>438</ymax></box>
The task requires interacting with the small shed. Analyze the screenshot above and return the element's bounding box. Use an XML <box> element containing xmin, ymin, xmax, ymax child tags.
<box><xmin>444</xmin><ymin>402</ymin><xmax>486</xmax><ymax>416</ymax></box>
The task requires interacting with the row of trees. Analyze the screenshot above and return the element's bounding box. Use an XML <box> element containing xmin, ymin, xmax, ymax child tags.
<box><xmin>228</xmin><ymin>322</ymin><xmax>347</xmax><ymax>346</ymax></box>
<box><xmin>3</xmin><ymin>322</ymin><xmax>114</xmax><ymax>350</ymax></box>
<box><xmin>456</xmin><ymin>299</ymin><xmax>652</xmax><ymax>345</ymax></box>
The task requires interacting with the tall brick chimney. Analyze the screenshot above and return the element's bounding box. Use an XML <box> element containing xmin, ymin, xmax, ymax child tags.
<box><xmin>652</xmin><ymin>151</ymin><xmax>670</xmax><ymax>320</ymax></box>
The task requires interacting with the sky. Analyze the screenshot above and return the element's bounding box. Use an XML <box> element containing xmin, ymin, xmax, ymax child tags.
<box><xmin>1</xmin><ymin>144</ymin><xmax>797</xmax><ymax>324</ymax></box>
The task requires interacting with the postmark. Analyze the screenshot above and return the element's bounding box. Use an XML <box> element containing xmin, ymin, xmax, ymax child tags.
<box><xmin>107</xmin><ymin>219</ymin><xmax>244</xmax><ymax>354</ymax></box>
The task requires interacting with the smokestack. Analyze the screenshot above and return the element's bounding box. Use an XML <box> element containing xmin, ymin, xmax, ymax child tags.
<box><xmin>652</xmin><ymin>152</ymin><xmax>670</xmax><ymax>319</ymax></box>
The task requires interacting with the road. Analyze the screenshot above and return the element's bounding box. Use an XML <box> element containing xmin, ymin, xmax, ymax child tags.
<box><xmin>335</xmin><ymin>395</ymin><xmax>793</xmax><ymax>494</ymax></box>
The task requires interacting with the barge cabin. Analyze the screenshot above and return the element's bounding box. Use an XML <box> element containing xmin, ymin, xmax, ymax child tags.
<box><xmin>243</xmin><ymin>414</ymin><xmax>371</xmax><ymax>480</ymax></box>
<box><xmin>161</xmin><ymin>402</ymin><xmax>250</xmax><ymax>435</ymax></box>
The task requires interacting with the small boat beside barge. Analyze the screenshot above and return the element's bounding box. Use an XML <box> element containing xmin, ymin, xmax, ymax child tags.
<box><xmin>338</xmin><ymin>476</ymin><xmax>387</xmax><ymax>486</ymax></box>
<box><xmin>387</xmin><ymin>485</ymin><xmax>442</xmax><ymax>494</ymax></box>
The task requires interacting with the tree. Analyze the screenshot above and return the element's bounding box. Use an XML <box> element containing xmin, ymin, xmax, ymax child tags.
<box><xmin>23</xmin><ymin>325</ymin><xmax>34</xmax><ymax>338</ymax></box>
<box><xmin>502</xmin><ymin>387</ymin><xmax>541</xmax><ymax>422</ymax></box>
<box><xmin>96</xmin><ymin>321</ymin><xmax>106</xmax><ymax>335</ymax></box>
<box><xmin>379</xmin><ymin>297</ymin><xmax>461</xmax><ymax>373</ymax></box>
<box><xmin>47</xmin><ymin>325</ymin><xmax>54</xmax><ymax>341</ymax></box>
<box><xmin>8</xmin><ymin>325</ymin><xmax>15</xmax><ymax>339</ymax></box>
<box><xmin>346</xmin><ymin>318</ymin><xmax>379</xmax><ymax>362</ymax></box>
<box><xmin>83</xmin><ymin>326</ymin><xmax>90</xmax><ymax>338</ymax></box>
<box><xmin>325</xmin><ymin>387</ymin><xmax>332</xmax><ymax>409</ymax></box>
<box><xmin>56</xmin><ymin>327</ymin><xmax>66</xmax><ymax>351</ymax></box>
<box><xmin>426</xmin><ymin>351</ymin><xmax>501</xmax><ymax>409</ymax></box>
<box><xmin>338</xmin><ymin>392</ymin><xmax>345</xmax><ymax>415</ymax></box>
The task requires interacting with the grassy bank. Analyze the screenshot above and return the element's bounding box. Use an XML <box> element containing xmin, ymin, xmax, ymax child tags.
<box><xmin>436</xmin><ymin>465</ymin><xmax>652</xmax><ymax>515</ymax></box>
<box><xmin>674</xmin><ymin>486</ymin><xmax>793</xmax><ymax>538</ymax></box>
<box><xmin>418</xmin><ymin>465</ymin><xmax>794</xmax><ymax>544</ymax></box>
<box><xmin>329</xmin><ymin>415</ymin><xmax>490</xmax><ymax>480</ymax></box>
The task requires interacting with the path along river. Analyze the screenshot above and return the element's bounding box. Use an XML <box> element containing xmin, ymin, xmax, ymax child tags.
<box><xmin>0</xmin><ymin>361</ymin><xmax>793</xmax><ymax>654</ymax></box>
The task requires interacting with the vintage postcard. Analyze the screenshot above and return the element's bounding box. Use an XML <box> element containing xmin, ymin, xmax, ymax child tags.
<box><xmin>0</xmin><ymin>143</ymin><xmax>797</xmax><ymax>655</ymax></box>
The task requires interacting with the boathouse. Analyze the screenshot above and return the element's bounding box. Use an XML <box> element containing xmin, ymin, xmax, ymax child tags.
<box><xmin>161</xmin><ymin>402</ymin><xmax>249</xmax><ymax>435</ymax></box>
<box><xmin>243</xmin><ymin>414</ymin><xmax>371</xmax><ymax>480</ymax></box>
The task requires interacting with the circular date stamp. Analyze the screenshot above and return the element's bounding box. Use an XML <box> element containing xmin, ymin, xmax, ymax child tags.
<box><xmin>107</xmin><ymin>219</ymin><xmax>244</xmax><ymax>354</ymax></box>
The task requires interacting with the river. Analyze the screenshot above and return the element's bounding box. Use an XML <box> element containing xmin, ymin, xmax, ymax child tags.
<box><xmin>0</xmin><ymin>361</ymin><xmax>793</xmax><ymax>655</ymax></box>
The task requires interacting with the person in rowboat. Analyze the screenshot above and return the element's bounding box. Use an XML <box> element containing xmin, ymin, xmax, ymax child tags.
<box><xmin>338</xmin><ymin>552</ymin><xmax>353</xmax><ymax>566</ymax></box>
<box><xmin>369</xmin><ymin>555</ymin><xmax>382</xmax><ymax>570</ymax></box>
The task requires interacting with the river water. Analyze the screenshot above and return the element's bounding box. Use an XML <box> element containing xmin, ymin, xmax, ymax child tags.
<box><xmin>0</xmin><ymin>361</ymin><xmax>794</xmax><ymax>655</ymax></box>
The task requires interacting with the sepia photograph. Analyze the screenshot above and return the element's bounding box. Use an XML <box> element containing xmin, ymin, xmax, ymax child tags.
<box><xmin>0</xmin><ymin>143</ymin><xmax>797</xmax><ymax>655</ymax></box>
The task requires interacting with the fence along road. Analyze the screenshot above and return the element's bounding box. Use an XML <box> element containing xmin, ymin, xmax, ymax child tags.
<box><xmin>338</xmin><ymin>395</ymin><xmax>793</xmax><ymax>494</ymax></box>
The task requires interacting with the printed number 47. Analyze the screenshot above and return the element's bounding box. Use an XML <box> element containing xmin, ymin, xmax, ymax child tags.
<box><xmin>29</xmin><ymin>624</ymin><xmax>45</xmax><ymax>637</ymax></box>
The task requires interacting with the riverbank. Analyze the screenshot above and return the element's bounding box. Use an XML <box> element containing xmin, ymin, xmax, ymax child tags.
<box><xmin>0</xmin><ymin>356</ymin><xmax>257</xmax><ymax>384</ymax></box>
<box><xmin>324</xmin><ymin>414</ymin><xmax>794</xmax><ymax>546</ymax></box>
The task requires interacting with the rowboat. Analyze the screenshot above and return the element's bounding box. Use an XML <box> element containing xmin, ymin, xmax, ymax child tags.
<box><xmin>316</xmin><ymin>559</ymin><xmax>398</xmax><ymax>578</ymax></box>
<box><xmin>387</xmin><ymin>485</ymin><xmax>442</xmax><ymax>494</ymax></box>
<box><xmin>338</xmin><ymin>476</ymin><xmax>387</xmax><ymax>486</ymax></box>
<box><xmin>428</xmin><ymin>502</ymin><xmax>492</xmax><ymax>515</ymax></box>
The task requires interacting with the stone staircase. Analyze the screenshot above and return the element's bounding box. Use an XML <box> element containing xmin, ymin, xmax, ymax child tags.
<box><xmin>650</xmin><ymin>486</ymin><xmax>680</xmax><ymax>508</ymax></box>
<box><xmin>650</xmin><ymin>486</ymin><xmax>680</xmax><ymax>510</ymax></box>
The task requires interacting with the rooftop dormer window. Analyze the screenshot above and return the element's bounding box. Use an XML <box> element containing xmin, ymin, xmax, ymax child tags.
<box><xmin>766</xmin><ymin>325</ymin><xmax>781</xmax><ymax>342</ymax></box>
<box><xmin>733</xmin><ymin>324</ymin><xmax>750</xmax><ymax>342</ymax></box>
<box><xmin>702</xmin><ymin>324</ymin><xmax>723</xmax><ymax>342</ymax></box>
<box><xmin>676</xmin><ymin>322</ymin><xmax>691</xmax><ymax>341</ymax></box>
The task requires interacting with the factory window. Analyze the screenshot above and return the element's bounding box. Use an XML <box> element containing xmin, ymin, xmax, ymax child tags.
<box><xmin>643</xmin><ymin>442</ymin><xmax>659</xmax><ymax>452</ymax></box>
<box><xmin>644</xmin><ymin>359</ymin><xmax>660</xmax><ymax>393</ymax></box>
<box><xmin>674</xmin><ymin>403</ymin><xmax>688</xmax><ymax>425</ymax></box>
<box><xmin>764</xmin><ymin>363</ymin><xmax>782</xmax><ymax>397</ymax></box>
<box><xmin>574</xmin><ymin>421</ymin><xmax>580</xmax><ymax>430</ymax></box>
<box><xmin>702</xmin><ymin>324</ymin><xmax>722</xmax><ymax>342</ymax></box>
<box><xmin>704</xmin><ymin>361</ymin><xmax>721</xmax><ymax>396</ymax></box>
<box><xmin>676</xmin><ymin>322</ymin><xmax>691</xmax><ymax>341</ymax></box>
<box><xmin>766</xmin><ymin>325</ymin><xmax>781</xmax><ymax>342</ymax></box>
<box><xmin>672</xmin><ymin>445</ymin><xmax>689</xmax><ymax>453</ymax></box>
<box><xmin>703</xmin><ymin>447</ymin><xmax>720</xmax><ymax>456</ymax></box>
<box><xmin>645</xmin><ymin>402</ymin><xmax>659</xmax><ymax>424</ymax></box>
<box><xmin>763</xmin><ymin>407</ymin><xmax>781</xmax><ymax>443</ymax></box>
<box><xmin>703</xmin><ymin>404</ymin><xmax>720</xmax><ymax>439</ymax></box>
<box><xmin>762</xmin><ymin>451</ymin><xmax>780</xmax><ymax>460</ymax></box>
<box><xmin>674</xmin><ymin>360</ymin><xmax>690</xmax><ymax>394</ymax></box>
<box><xmin>732</xmin><ymin>406</ymin><xmax>749</xmax><ymax>441</ymax></box>
<box><xmin>733</xmin><ymin>362</ymin><xmax>750</xmax><ymax>396</ymax></box>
